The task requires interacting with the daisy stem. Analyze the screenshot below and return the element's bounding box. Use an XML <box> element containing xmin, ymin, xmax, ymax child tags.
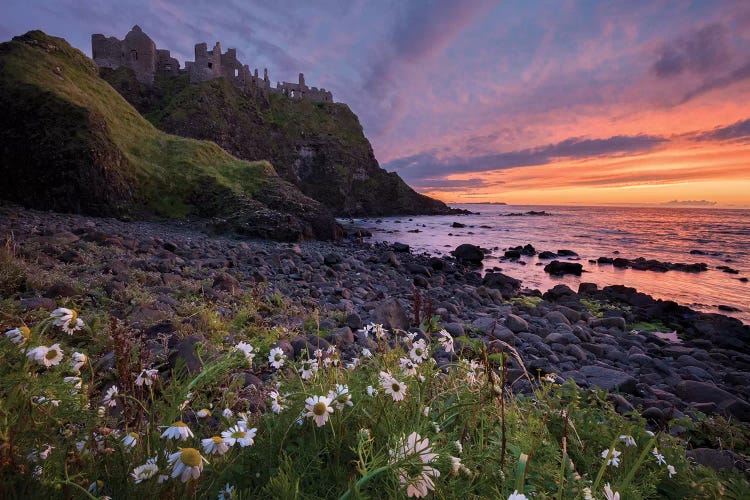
<box><xmin>619</xmin><ymin>434</ymin><xmax>658</xmax><ymax>491</ymax></box>
<box><xmin>339</xmin><ymin>465</ymin><xmax>391</xmax><ymax>500</ymax></box>
<box><xmin>592</xmin><ymin>435</ymin><xmax>624</xmax><ymax>492</ymax></box>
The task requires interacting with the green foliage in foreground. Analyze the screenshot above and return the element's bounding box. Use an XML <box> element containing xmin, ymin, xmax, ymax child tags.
<box><xmin>1</xmin><ymin>305</ymin><xmax>748</xmax><ymax>500</ymax></box>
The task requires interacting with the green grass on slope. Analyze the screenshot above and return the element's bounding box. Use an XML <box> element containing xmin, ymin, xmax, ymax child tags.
<box><xmin>0</xmin><ymin>31</ymin><xmax>272</xmax><ymax>218</ymax></box>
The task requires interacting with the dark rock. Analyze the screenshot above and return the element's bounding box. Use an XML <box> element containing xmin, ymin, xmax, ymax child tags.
<box><xmin>544</xmin><ymin>260</ymin><xmax>583</xmax><ymax>276</ymax></box>
<box><xmin>579</xmin><ymin>365</ymin><xmax>638</xmax><ymax>394</ymax></box>
<box><xmin>538</xmin><ymin>251</ymin><xmax>557</xmax><ymax>259</ymax></box>
<box><xmin>168</xmin><ymin>335</ymin><xmax>203</xmax><ymax>374</ymax></box>
<box><xmin>578</xmin><ymin>283</ymin><xmax>598</xmax><ymax>295</ymax></box>
<box><xmin>324</xmin><ymin>253</ymin><xmax>341</xmax><ymax>265</ymax></box>
<box><xmin>392</xmin><ymin>242</ymin><xmax>410</xmax><ymax>253</ymax></box>
<box><xmin>212</xmin><ymin>273</ymin><xmax>240</xmax><ymax>294</ymax></box>
<box><xmin>590</xmin><ymin>317</ymin><xmax>626</xmax><ymax>330</ymax></box>
<box><xmin>19</xmin><ymin>297</ymin><xmax>57</xmax><ymax>311</ymax></box>
<box><xmin>452</xmin><ymin>244</ymin><xmax>484</xmax><ymax>263</ymax></box>
<box><xmin>687</xmin><ymin>448</ymin><xmax>748</xmax><ymax>472</ymax></box>
<box><xmin>57</xmin><ymin>250</ymin><xmax>83</xmax><ymax>263</ymax></box>
<box><xmin>597</xmin><ymin>257</ymin><xmax>613</xmax><ymax>264</ymax></box>
<box><xmin>44</xmin><ymin>282</ymin><xmax>80</xmax><ymax>298</ymax></box>
<box><xmin>674</xmin><ymin>381</ymin><xmax>750</xmax><ymax>421</ymax></box>
<box><xmin>482</xmin><ymin>272</ymin><xmax>520</xmax><ymax>298</ymax></box>
<box><xmin>346</xmin><ymin>313</ymin><xmax>363</xmax><ymax>330</ymax></box>
<box><xmin>405</xmin><ymin>263</ymin><xmax>431</xmax><ymax>277</ymax></box>
<box><xmin>374</xmin><ymin>300</ymin><xmax>410</xmax><ymax>331</ymax></box>
<box><xmin>504</xmin><ymin>314</ymin><xmax>529</xmax><ymax>333</ymax></box>
<box><xmin>641</xmin><ymin>406</ymin><xmax>664</xmax><ymax>423</ymax></box>
<box><xmin>243</xmin><ymin>373</ymin><xmax>264</xmax><ymax>389</ymax></box>
<box><xmin>504</xmin><ymin>249</ymin><xmax>521</xmax><ymax>259</ymax></box>
<box><xmin>451</xmin><ymin>222</ymin><xmax>465</xmax><ymax>228</ymax></box>
<box><xmin>557</xmin><ymin>249</ymin><xmax>578</xmax><ymax>257</ymax></box>
<box><xmin>717</xmin><ymin>304</ymin><xmax>740</xmax><ymax>312</ymax></box>
<box><xmin>542</xmin><ymin>284</ymin><xmax>576</xmax><ymax>302</ymax></box>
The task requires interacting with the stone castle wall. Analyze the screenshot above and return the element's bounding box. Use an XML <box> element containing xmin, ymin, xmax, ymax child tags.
<box><xmin>92</xmin><ymin>26</ymin><xmax>332</xmax><ymax>102</ymax></box>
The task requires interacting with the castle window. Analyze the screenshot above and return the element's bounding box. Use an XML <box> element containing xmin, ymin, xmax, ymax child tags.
<box><xmin>165</xmin><ymin>64</ymin><xmax>172</xmax><ymax>71</ymax></box>
<box><xmin>130</xmin><ymin>50</ymin><xmax>138</xmax><ymax>61</ymax></box>
<box><xmin>234</xmin><ymin>68</ymin><xmax>239</xmax><ymax>77</ymax></box>
<box><xmin>208</xmin><ymin>62</ymin><xmax>213</xmax><ymax>69</ymax></box>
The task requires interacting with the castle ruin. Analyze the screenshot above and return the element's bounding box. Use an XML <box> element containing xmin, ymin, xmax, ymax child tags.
<box><xmin>91</xmin><ymin>26</ymin><xmax>333</xmax><ymax>103</ymax></box>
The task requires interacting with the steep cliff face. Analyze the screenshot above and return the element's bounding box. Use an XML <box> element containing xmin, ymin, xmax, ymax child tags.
<box><xmin>100</xmin><ymin>68</ymin><xmax>456</xmax><ymax>216</ymax></box>
<box><xmin>0</xmin><ymin>31</ymin><xmax>340</xmax><ymax>241</ymax></box>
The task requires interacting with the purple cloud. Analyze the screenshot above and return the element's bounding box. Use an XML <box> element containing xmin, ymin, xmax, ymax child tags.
<box><xmin>696</xmin><ymin>117</ymin><xmax>750</xmax><ymax>142</ymax></box>
<box><xmin>652</xmin><ymin>23</ymin><xmax>732</xmax><ymax>78</ymax></box>
<box><xmin>387</xmin><ymin>134</ymin><xmax>667</xmax><ymax>184</ymax></box>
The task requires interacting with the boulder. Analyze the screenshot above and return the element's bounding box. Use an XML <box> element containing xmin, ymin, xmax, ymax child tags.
<box><xmin>482</xmin><ymin>272</ymin><xmax>520</xmax><ymax>298</ymax></box>
<box><xmin>579</xmin><ymin>365</ymin><xmax>638</xmax><ymax>394</ymax></box>
<box><xmin>687</xmin><ymin>448</ymin><xmax>748</xmax><ymax>472</ymax></box>
<box><xmin>504</xmin><ymin>314</ymin><xmax>529</xmax><ymax>333</ymax></box>
<box><xmin>538</xmin><ymin>251</ymin><xmax>557</xmax><ymax>259</ymax></box>
<box><xmin>168</xmin><ymin>335</ymin><xmax>203</xmax><ymax>374</ymax></box>
<box><xmin>544</xmin><ymin>260</ymin><xmax>583</xmax><ymax>276</ymax></box>
<box><xmin>374</xmin><ymin>300</ymin><xmax>410</xmax><ymax>331</ymax></box>
<box><xmin>212</xmin><ymin>273</ymin><xmax>240</xmax><ymax>294</ymax></box>
<box><xmin>452</xmin><ymin>244</ymin><xmax>484</xmax><ymax>263</ymax></box>
<box><xmin>590</xmin><ymin>317</ymin><xmax>626</xmax><ymax>331</ymax></box>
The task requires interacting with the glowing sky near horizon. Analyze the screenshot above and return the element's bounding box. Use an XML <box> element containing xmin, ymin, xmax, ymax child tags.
<box><xmin>3</xmin><ymin>0</ymin><xmax>750</xmax><ymax>206</ymax></box>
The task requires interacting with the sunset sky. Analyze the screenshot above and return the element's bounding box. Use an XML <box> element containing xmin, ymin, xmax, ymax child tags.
<box><xmin>4</xmin><ymin>0</ymin><xmax>750</xmax><ymax>206</ymax></box>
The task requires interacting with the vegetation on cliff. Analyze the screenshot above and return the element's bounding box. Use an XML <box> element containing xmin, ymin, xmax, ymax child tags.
<box><xmin>0</xmin><ymin>31</ymin><xmax>339</xmax><ymax>240</ymax></box>
<box><xmin>100</xmin><ymin>67</ymin><xmax>457</xmax><ymax>217</ymax></box>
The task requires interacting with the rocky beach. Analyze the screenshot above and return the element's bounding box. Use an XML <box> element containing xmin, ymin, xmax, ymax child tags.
<box><xmin>3</xmin><ymin>205</ymin><xmax>749</xmax><ymax>439</ymax></box>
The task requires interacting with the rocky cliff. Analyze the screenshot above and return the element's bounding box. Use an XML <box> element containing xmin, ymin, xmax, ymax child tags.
<box><xmin>0</xmin><ymin>31</ymin><xmax>340</xmax><ymax>241</ymax></box>
<box><xmin>100</xmin><ymin>68</ymin><xmax>457</xmax><ymax>216</ymax></box>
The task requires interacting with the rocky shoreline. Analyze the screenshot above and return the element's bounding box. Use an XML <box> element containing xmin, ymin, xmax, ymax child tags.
<box><xmin>2</xmin><ymin>206</ymin><xmax>750</xmax><ymax>430</ymax></box>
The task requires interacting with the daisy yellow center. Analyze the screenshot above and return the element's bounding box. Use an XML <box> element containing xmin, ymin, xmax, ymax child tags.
<box><xmin>313</xmin><ymin>402</ymin><xmax>327</xmax><ymax>416</ymax></box>
<box><xmin>231</xmin><ymin>430</ymin><xmax>245</xmax><ymax>438</ymax></box>
<box><xmin>128</xmin><ymin>432</ymin><xmax>138</xmax><ymax>439</ymax></box>
<box><xmin>180</xmin><ymin>447</ymin><xmax>202</xmax><ymax>467</ymax></box>
<box><xmin>19</xmin><ymin>326</ymin><xmax>31</xmax><ymax>337</ymax></box>
<box><xmin>391</xmin><ymin>382</ymin><xmax>401</xmax><ymax>392</ymax></box>
<box><xmin>415</xmin><ymin>348</ymin><xmax>423</xmax><ymax>356</ymax></box>
<box><xmin>45</xmin><ymin>349</ymin><xmax>59</xmax><ymax>360</ymax></box>
<box><xmin>70</xmin><ymin>310</ymin><xmax>78</xmax><ymax>322</ymax></box>
<box><xmin>173</xmin><ymin>421</ymin><xmax>188</xmax><ymax>428</ymax></box>
<box><xmin>274</xmin><ymin>354</ymin><xmax>282</xmax><ymax>361</ymax></box>
<box><xmin>211</xmin><ymin>436</ymin><xmax>223</xmax><ymax>444</ymax></box>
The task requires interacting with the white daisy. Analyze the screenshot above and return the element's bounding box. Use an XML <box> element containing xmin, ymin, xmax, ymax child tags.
<box><xmin>653</xmin><ymin>447</ymin><xmax>666</xmax><ymax>465</ymax></box>
<box><xmin>437</xmin><ymin>329</ymin><xmax>454</xmax><ymax>352</ymax></box>
<box><xmin>372</xmin><ymin>323</ymin><xmax>387</xmax><ymax>339</ymax></box>
<box><xmin>168</xmin><ymin>448</ymin><xmax>207</xmax><ymax>483</ymax></box>
<box><xmin>70</xmin><ymin>352</ymin><xmax>88</xmax><ymax>372</ymax></box>
<box><xmin>268</xmin><ymin>347</ymin><xmax>286</xmax><ymax>369</ymax></box>
<box><xmin>601</xmin><ymin>448</ymin><xmax>622</xmax><ymax>467</ymax></box>
<box><xmin>50</xmin><ymin>308</ymin><xmax>84</xmax><ymax>334</ymax></box>
<box><xmin>161</xmin><ymin>421</ymin><xmax>194</xmax><ymax>441</ymax></box>
<box><xmin>202</xmin><ymin>436</ymin><xmax>230</xmax><ymax>456</ymax></box>
<box><xmin>345</xmin><ymin>357</ymin><xmax>360</xmax><ymax>370</ymax></box>
<box><xmin>135</xmin><ymin>368</ymin><xmax>158</xmax><ymax>386</ymax></box>
<box><xmin>269</xmin><ymin>391</ymin><xmax>285</xmax><ymax>414</ymax></box>
<box><xmin>390</xmin><ymin>432</ymin><xmax>440</xmax><ymax>498</ymax></box>
<box><xmin>381</xmin><ymin>373</ymin><xmax>408</xmax><ymax>402</ymax></box>
<box><xmin>366</xmin><ymin>385</ymin><xmax>378</xmax><ymax>397</ymax></box>
<box><xmin>667</xmin><ymin>464</ymin><xmax>676</xmax><ymax>478</ymax></box>
<box><xmin>222</xmin><ymin>424</ymin><xmax>256</xmax><ymax>447</ymax></box>
<box><xmin>328</xmin><ymin>384</ymin><xmax>353</xmax><ymax>410</ymax></box>
<box><xmin>305</xmin><ymin>395</ymin><xmax>334</xmax><ymax>427</ymax></box>
<box><xmin>399</xmin><ymin>357</ymin><xmax>418</xmax><ymax>376</ymax></box>
<box><xmin>619</xmin><ymin>434</ymin><xmax>637</xmax><ymax>447</ymax></box>
<box><xmin>299</xmin><ymin>359</ymin><xmax>318</xmax><ymax>380</ymax></box>
<box><xmin>326</xmin><ymin>345</ymin><xmax>337</xmax><ymax>355</ymax></box>
<box><xmin>218</xmin><ymin>484</ymin><xmax>236</xmax><ymax>500</ymax></box>
<box><xmin>313</xmin><ymin>348</ymin><xmax>323</xmax><ymax>359</ymax></box>
<box><xmin>406</xmin><ymin>331</ymin><xmax>418</xmax><ymax>342</ymax></box>
<box><xmin>27</xmin><ymin>343</ymin><xmax>64</xmax><ymax>367</ymax></box>
<box><xmin>64</xmin><ymin>376</ymin><xmax>82</xmax><ymax>389</ymax></box>
<box><xmin>409</xmin><ymin>339</ymin><xmax>429</xmax><ymax>363</ymax></box>
<box><xmin>222</xmin><ymin>408</ymin><xmax>234</xmax><ymax>419</ymax></box>
<box><xmin>603</xmin><ymin>483</ymin><xmax>620</xmax><ymax>500</ymax></box>
<box><xmin>102</xmin><ymin>386</ymin><xmax>119</xmax><ymax>407</ymax></box>
<box><xmin>508</xmin><ymin>491</ymin><xmax>530</xmax><ymax>500</ymax></box>
<box><xmin>361</xmin><ymin>348</ymin><xmax>373</xmax><ymax>358</ymax></box>
<box><xmin>234</xmin><ymin>341</ymin><xmax>255</xmax><ymax>364</ymax></box>
<box><xmin>122</xmin><ymin>432</ymin><xmax>138</xmax><ymax>448</ymax></box>
<box><xmin>4</xmin><ymin>326</ymin><xmax>30</xmax><ymax>345</ymax></box>
<box><xmin>131</xmin><ymin>461</ymin><xmax>159</xmax><ymax>483</ymax></box>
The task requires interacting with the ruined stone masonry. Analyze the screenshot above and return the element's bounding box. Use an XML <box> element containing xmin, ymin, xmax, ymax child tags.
<box><xmin>91</xmin><ymin>25</ymin><xmax>333</xmax><ymax>103</ymax></box>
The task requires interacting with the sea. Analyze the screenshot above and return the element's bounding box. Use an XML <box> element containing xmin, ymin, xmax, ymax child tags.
<box><xmin>344</xmin><ymin>204</ymin><xmax>750</xmax><ymax>325</ymax></box>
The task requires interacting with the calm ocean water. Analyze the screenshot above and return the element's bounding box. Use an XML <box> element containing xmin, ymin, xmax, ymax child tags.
<box><xmin>347</xmin><ymin>205</ymin><xmax>750</xmax><ymax>324</ymax></box>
